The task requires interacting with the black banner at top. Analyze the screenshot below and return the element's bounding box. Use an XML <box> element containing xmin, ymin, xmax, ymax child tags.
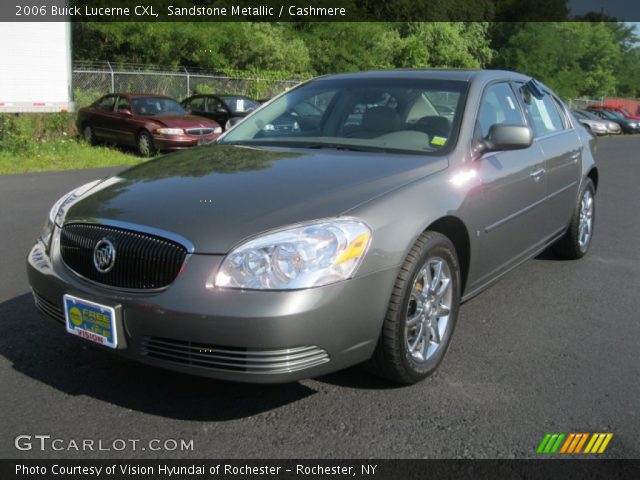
<box><xmin>3</xmin><ymin>0</ymin><xmax>640</xmax><ymax>22</ymax></box>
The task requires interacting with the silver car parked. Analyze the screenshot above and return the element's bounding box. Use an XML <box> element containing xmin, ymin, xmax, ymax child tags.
<box><xmin>28</xmin><ymin>70</ymin><xmax>597</xmax><ymax>384</ymax></box>
<box><xmin>573</xmin><ymin>109</ymin><xmax>621</xmax><ymax>135</ymax></box>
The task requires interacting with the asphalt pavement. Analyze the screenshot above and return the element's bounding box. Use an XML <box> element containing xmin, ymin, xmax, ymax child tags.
<box><xmin>0</xmin><ymin>136</ymin><xmax>638</xmax><ymax>459</ymax></box>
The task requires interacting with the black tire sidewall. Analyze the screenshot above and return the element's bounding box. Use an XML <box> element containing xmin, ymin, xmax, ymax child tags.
<box><xmin>576</xmin><ymin>180</ymin><xmax>596</xmax><ymax>255</ymax></box>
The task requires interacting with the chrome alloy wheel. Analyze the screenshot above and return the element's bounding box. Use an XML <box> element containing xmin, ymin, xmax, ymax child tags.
<box><xmin>405</xmin><ymin>257</ymin><xmax>453</xmax><ymax>362</ymax></box>
<box><xmin>578</xmin><ymin>189</ymin><xmax>594</xmax><ymax>250</ymax></box>
<box><xmin>138</xmin><ymin>134</ymin><xmax>152</xmax><ymax>156</ymax></box>
<box><xmin>83</xmin><ymin>125</ymin><xmax>93</xmax><ymax>142</ymax></box>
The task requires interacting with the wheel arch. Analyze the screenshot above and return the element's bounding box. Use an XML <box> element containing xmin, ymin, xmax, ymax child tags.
<box><xmin>425</xmin><ymin>216</ymin><xmax>471</xmax><ymax>295</ymax></box>
<box><xmin>587</xmin><ymin>166</ymin><xmax>599</xmax><ymax>191</ymax></box>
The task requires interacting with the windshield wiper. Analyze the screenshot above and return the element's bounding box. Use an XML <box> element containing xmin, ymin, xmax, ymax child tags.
<box><xmin>302</xmin><ymin>143</ymin><xmax>387</xmax><ymax>152</ymax></box>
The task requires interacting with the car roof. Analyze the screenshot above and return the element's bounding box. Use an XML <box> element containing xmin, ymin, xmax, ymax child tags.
<box><xmin>313</xmin><ymin>69</ymin><xmax>531</xmax><ymax>84</ymax></box>
<box><xmin>114</xmin><ymin>93</ymin><xmax>176</xmax><ymax>100</ymax></box>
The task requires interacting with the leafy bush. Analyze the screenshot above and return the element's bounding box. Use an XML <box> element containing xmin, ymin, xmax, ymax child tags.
<box><xmin>0</xmin><ymin>113</ymin><xmax>77</xmax><ymax>155</ymax></box>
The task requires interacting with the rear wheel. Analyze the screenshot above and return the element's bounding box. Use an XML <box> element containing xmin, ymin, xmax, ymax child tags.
<box><xmin>368</xmin><ymin>231</ymin><xmax>460</xmax><ymax>384</ymax></box>
<box><xmin>137</xmin><ymin>130</ymin><xmax>156</xmax><ymax>157</ymax></box>
<box><xmin>552</xmin><ymin>178</ymin><xmax>595</xmax><ymax>259</ymax></box>
<box><xmin>82</xmin><ymin>124</ymin><xmax>96</xmax><ymax>145</ymax></box>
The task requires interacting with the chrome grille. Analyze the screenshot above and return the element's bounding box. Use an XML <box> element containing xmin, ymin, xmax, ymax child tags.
<box><xmin>33</xmin><ymin>290</ymin><xmax>65</xmax><ymax>324</ymax></box>
<box><xmin>141</xmin><ymin>337</ymin><xmax>329</xmax><ymax>374</ymax></box>
<box><xmin>59</xmin><ymin>224</ymin><xmax>188</xmax><ymax>289</ymax></box>
<box><xmin>185</xmin><ymin>128</ymin><xmax>214</xmax><ymax>136</ymax></box>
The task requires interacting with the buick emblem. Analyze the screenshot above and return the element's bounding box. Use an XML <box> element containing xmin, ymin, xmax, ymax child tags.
<box><xmin>93</xmin><ymin>238</ymin><xmax>116</xmax><ymax>273</ymax></box>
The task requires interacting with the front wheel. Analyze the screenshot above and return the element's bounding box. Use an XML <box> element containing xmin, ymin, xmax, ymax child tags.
<box><xmin>137</xmin><ymin>130</ymin><xmax>156</xmax><ymax>157</ymax></box>
<box><xmin>552</xmin><ymin>178</ymin><xmax>596</xmax><ymax>259</ymax></box>
<box><xmin>368</xmin><ymin>231</ymin><xmax>460</xmax><ymax>384</ymax></box>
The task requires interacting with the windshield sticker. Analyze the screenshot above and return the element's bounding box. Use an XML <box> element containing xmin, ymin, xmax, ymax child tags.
<box><xmin>236</xmin><ymin>99</ymin><xmax>245</xmax><ymax>112</ymax></box>
<box><xmin>431</xmin><ymin>136</ymin><xmax>447</xmax><ymax>146</ymax></box>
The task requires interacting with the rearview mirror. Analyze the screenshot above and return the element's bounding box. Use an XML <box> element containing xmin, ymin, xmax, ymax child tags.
<box><xmin>119</xmin><ymin>107</ymin><xmax>132</xmax><ymax>117</ymax></box>
<box><xmin>481</xmin><ymin>124</ymin><xmax>533</xmax><ymax>153</ymax></box>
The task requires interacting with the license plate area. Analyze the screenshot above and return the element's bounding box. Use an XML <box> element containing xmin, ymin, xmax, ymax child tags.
<box><xmin>64</xmin><ymin>294</ymin><xmax>121</xmax><ymax>349</ymax></box>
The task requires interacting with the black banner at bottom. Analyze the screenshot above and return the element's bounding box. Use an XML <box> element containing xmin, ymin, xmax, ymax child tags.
<box><xmin>2</xmin><ymin>459</ymin><xmax>640</xmax><ymax>480</ymax></box>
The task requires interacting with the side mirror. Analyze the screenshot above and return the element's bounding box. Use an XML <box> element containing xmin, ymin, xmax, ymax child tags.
<box><xmin>119</xmin><ymin>107</ymin><xmax>132</xmax><ymax>117</ymax></box>
<box><xmin>481</xmin><ymin>124</ymin><xmax>533</xmax><ymax>153</ymax></box>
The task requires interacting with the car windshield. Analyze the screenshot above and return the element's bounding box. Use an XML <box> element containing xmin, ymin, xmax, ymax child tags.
<box><xmin>132</xmin><ymin>97</ymin><xmax>186</xmax><ymax>116</ymax></box>
<box><xmin>603</xmin><ymin>110</ymin><xmax>623</xmax><ymax>120</ymax></box>
<box><xmin>576</xmin><ymin>110</ymin><xmax>601</xmax><ymax>121</ymax></box>
<box><xmin>219</xmin><ymin>96</ymin><xmax>260</xmax><ymax>114</ymax></box>
<box><xmin>219</xmin><ymin>77</ymin><xmax>469</xmax><ymax>155</ymax></box>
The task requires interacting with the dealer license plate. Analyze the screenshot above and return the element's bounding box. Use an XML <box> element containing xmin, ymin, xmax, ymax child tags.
<box><xmin>63</xmin><ymin>294</ymin><xmax>118</xmax><ymax>349</ymax></box>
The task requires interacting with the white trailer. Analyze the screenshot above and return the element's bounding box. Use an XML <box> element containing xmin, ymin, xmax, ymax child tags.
<box><xmin>0</xmin><ymin>22</ymin><xmax>73</xmax><ymax>112</ymax></box>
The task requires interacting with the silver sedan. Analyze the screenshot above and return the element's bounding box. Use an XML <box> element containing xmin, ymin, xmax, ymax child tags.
<box><xmin>28</xmin><ymin>70</ymin><xmax>597</xmax><ymax>384</ymax></box>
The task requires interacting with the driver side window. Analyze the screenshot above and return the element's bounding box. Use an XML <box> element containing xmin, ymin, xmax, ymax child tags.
<box><xmin>478</xmin><ymin>83</ymin><xmax>525</xmax><ymax>138</ymax></box>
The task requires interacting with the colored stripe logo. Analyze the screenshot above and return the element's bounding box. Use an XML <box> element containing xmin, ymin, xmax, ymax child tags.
<box><xmin>537</xmin><ymin>433</ymin><xmax>613</xmax><ymax>454</ymax></box>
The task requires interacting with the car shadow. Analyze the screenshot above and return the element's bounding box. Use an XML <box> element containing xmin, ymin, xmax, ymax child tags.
<box><xmin>317</xmin><ymin>367</ymin><xmax>405</xmax><ymax>390</ymax></box>
<box><xmin>534</xmin><ymin>248</ymin><xmax>563</xmax><ymax>261</ymax></box>
<box><xmin>0</xmin><ymin>293</ymin><xmax>316</xmax><ymax>421</ymax></box>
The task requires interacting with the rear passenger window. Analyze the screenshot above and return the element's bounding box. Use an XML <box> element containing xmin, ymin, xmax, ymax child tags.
<box><xmin>519</xmin><ymin>86</ymin><xmax>565</xmax><ymax>136</ymax></box>
<box><xmin>187</xmin><ymin>97</ymin><xmax>205</xmax><ymax>111</ymax></box>
<box><xmin>97</xmin><ymin>96</ymin><xmax>116</xmax><ymax>112</ymax></box>
<box><xmin>477</xmin><ymin>83</ymin><xmax>525</xmax><ymax>138</ymax></box>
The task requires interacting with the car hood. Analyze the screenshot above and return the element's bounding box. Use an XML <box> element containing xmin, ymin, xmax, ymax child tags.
<box><xmin>141</xmin><ymin>115</ymin><xmax>220</xmax><ymax>128</ymax></box>
<box><xmin>64</xmin><ymin>145</ymin><xmax>447</xmax><ymax>253</ymax></box>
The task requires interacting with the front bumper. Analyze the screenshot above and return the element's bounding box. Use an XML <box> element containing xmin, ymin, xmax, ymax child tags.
<box><xmin>153</xmin><ymin>133</ymin><xmax>220</xmax><ymax>151</ymax></box>
<box><xmin>26</xmin><ymin>236</ymin><xmax>396</xmax><ymax>383</ymax></box>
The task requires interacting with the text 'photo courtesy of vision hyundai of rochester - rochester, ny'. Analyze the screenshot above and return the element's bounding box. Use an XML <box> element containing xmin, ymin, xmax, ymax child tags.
<box><xmin>28</xmin><ymin>69</ymin><xmax>598</xmax><ymax>384</ymax></box>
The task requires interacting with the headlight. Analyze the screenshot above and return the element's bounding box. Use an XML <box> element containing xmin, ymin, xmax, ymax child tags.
<box><xmin>213</xmin><ymin>126</ymin><xmax>222</xmax><ymax>134</ymax></box>
<box><xmin>214</xmin><ymin>218</ymin><xmax>371</xmax><ymax>290</ymax></box>
<box><xmin>156</xmin><ymin>128</ymin><xmax>184</xmax><ymax>135</ymax></box>
<box><xmin>628</xmin><ymin>122</ymin><xmax>638</xmax><ymax>128</ymax></box>
<box><xmin>41</xmin><ymin>180</ymin><xmax>101</xmax><ymax>248</ymax></box>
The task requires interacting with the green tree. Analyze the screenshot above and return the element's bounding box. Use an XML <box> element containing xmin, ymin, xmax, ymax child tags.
<box><xmin>493</xmin><ymin>22</ymin><xmax>621</xmax><ymax>98</ymax></box>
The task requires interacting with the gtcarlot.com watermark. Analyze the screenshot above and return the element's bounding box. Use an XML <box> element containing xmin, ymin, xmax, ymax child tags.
<box><xmin>15</xmin><ymin>435</ymin><xmax>194</xmax><ymax>452</ymax></box>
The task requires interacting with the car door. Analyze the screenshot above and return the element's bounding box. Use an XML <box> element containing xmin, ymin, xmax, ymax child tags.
<box><xmin>91</xmin><ymin>95</ymin><xmax>117</xmax><ymax>141</ymax></box>
<box><xmin>113</xmin><ymin>96</ymin><xmax>137</xmax><ymax>146</ymax></box>
<box><xmin>517</xmin><ymin>84</ymin><xmax>581</xmax><ymax>236</ymax></box>
<box><xmin>473</xmin><ymin>82</ymin><xmax>549</xmax><ymax>282</ymax></box>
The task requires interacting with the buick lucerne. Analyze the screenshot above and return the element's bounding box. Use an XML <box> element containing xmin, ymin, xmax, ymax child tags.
<box><xmin>28</xmin><ymin>70</ymin><xmax>598</xmax><ymax>384</ymax></box>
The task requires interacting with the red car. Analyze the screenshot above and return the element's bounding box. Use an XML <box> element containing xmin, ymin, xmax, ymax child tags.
<box><xmin>77</xmin><ymin>93</ymin><xmax>222</xmax><ymax>156</ymax></box>
<box><xmin>587</xmin><ymin>104</ymin><xmax>640</xmax><ymax>121</ymax></box>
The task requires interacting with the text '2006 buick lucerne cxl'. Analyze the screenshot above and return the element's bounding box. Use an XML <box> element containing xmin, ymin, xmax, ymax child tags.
<box><xmin>28</xmin><ymin>70</ymin><xmax>598</xmax><ymax>384</ymax></box>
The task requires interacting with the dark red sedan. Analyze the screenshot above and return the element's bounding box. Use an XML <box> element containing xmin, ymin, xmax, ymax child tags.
<box><xmin>77</xmin><ymin>93</ymin><xmax>223</xmax><ymax>156</ymax></box>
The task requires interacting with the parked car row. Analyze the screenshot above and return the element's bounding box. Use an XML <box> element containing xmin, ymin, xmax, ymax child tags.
<box><xmin>77</xmin><ymin>92</ymin><xmax>261</xmax><ymax>156</ymax></box>
<box><xmin>78</xmin><ymin>89</ymin><xmax>640</xmax><ymax>158</ymax></box>
<box><xmin>571</xmin><ymin>110</ymin><xmax>621</xmax><ymax>135</ymax></box>
<box><xmin>572</xmin><ymin>104</ymin><xmax>640</xmax><ymax>135</ymax></box>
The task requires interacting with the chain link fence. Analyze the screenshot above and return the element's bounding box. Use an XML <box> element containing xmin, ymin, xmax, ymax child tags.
<box><xmin>72</xmin><ymin>62</ymin><xmax>301</xmax><ymax>107</ymax></box>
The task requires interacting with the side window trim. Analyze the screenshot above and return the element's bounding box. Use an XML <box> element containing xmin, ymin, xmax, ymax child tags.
<box><xmin>99</xmin><ymin>95</ymin><xmax>116</xmax><ymax>112</ymax></box>
<box><xmin>474</xmin><ymin>80</ymin><xmax>527</xmax><ymax>139</ymax></box>
<box><xmin>551</xmin><ymin>95</ymin><xmax>573</xmax><ymax>130</ymax></box>
<box><xmin>515</xmin><ymin>81</ymin><xmax>567</xmax><ymax>139</ymax></box>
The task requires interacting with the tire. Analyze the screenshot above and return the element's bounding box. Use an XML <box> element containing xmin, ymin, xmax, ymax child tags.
<box><xmin>82</xmin><ymin>124</ymin><xmax>96</xmax><ymax>146</ymax></box>
<box><xmin>368</xmin><ymin>231</ymin><xmax>461</xmax><ymax>384</ymax></box>
<box><xmin>552</xmin><ymin>178</ymin><xmax>596</xmax><ymax>259</ymax></box>
<box><xmin>137</xmin><ymin>130</ymin><xmax>156</xmax><ymax>157</ymax></box>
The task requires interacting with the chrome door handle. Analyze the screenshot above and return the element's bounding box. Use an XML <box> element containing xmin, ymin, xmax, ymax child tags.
<box><xmin>530</xmin><ymin>168</ymin><xmax>546</xmax><ymax>181</ymax></box>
